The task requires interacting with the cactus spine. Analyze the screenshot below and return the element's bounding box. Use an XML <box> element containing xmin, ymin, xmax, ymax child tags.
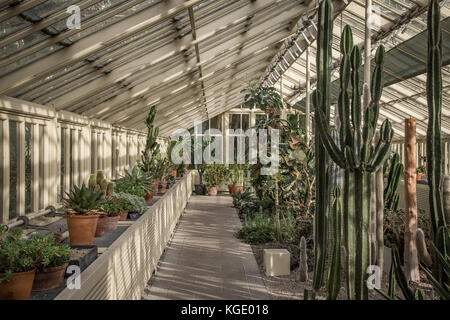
<box><xmin>313</xmin><ymin>0</ymin><xmax>332</xmax><ymax>290</ymax></box>
<box><xmin>327</xmin><ymin>187</ymin><xmax>342</xmax><ymax>299</ymax></box>
<box><xmin>314</xmin><ymin>21</ymin><xmax>394</xmax><ymax>298</ymax></box>
<box><xmin>426</xmin><ymin>0</ymin><xmax>447</xmax><ymax>279</ymax></box>
<box><xmin>298</xmin><ymin>236</ymin><xmax>308</xmax><ymax>282</ymax></box>
<box><xmin>384</xmin><ymin>153</ymin><xmax>404</xmax><ymax>211</ymax></box>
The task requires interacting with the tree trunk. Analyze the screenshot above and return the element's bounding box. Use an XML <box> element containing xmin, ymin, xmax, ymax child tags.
<box><xmin>404</xmin><ymin>118</ymin><xmax>420</xmax><ymax>282</ymax></box>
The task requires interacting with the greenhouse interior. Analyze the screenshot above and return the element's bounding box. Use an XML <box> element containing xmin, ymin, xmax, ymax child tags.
<box><xmin>0</xmin><ymin>0</ymin><xmax>449</xmax><ymax>304</ymax></box>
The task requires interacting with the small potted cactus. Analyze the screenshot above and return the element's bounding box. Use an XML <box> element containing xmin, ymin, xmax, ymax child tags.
<box><xmin>64</xmin><ymin>184</ymin><xmax>103</xmax><ymax>246</ymax></box>
<box><xmin>88</xmin><ymin>170</ymin><xmax>115</xmax><ymax>198</ymax></box>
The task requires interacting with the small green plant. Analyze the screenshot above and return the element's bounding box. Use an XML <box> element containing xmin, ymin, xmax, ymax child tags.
<box><xmin>416</xmin><ymin>165</ymin><xmax>426</xmax><ymax>174</ymax></box>
<box><xmin>113</xmin><ymin>192</ymin><xmax>147</xmax><ymax>214</ymax></box>
<box><xmin>100</xmin><ymin>196</ymin><xmax>125</xmax><ymax>217</ymax></box>
<box><xmin>0</xmin><ymin>228</ymin><xmax>35</xmax><ymax>282</ymax></box>
<box><xmin>63</xmin><ymin>184</ymin><xmax>103</xmax><ymax>215</ymax></box>
<box><xmin>29</xmin><ymin>233</ymin><xmax>70</xmax><ymax>271</ymax></box>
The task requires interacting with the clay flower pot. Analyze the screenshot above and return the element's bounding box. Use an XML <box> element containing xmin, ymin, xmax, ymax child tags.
<box><xmin>232</xmin><ymin>185</ymin><xmax>244</xmax><ymax>195</ymax></box>
<box><xmin>159</xmin><ymin>180</ymin><xmax>167</xmax><ymax>194</ymax></box>
<box><xmin>145</xmin><ymin>191</ymin><xmax>154</xmax><ymax>205</ymax></box>
<box><xmin>0</xmin><ymin>269</ymin><xmax>36</xmax><ymax>300</ymax></box>
<box><xmin>32</xmin><ymin>263</ymin><xmax>69</xmax><ymax>291</ymax></box>
<box><xmin>153</xmin><ymin>180</ymin><xmax>160</xmax><ymax>196</ymax></box>
<box><xmin>208</xmin><ymin>186</ymin><xmax>218</xmax><ymax>196</ymax></box>
<box><xmin>228</xmin><ymin>184</ymin><xmax>234</xmax><ymax>194</ymax></box>
<box><xmin>67</xmin><ymin>214</ymin><xmax>99</xmax><ymax>246</ymax></box>
<box><xmin>171</xmin><ymin>170</ymin><xmax>177</xmax><ymax>177</ymax></box>
<box><xmin>416</xmin><ymin>172</ymin><xmax>423</xmax><ymax>180</ymax></box>
<box><xmin>104</xmin><ymin>215</ymin><xmax>120</xmax><ymax>231</ymax></box>
<box><xmin>119</xmin><ymin>211</ymin><xmax>129</xmax><ymax>221</ymax></box>
<box><xmin>95</xmin><ymin>215</ymin><xmax>109</xmax><ymax>238</ymax></box>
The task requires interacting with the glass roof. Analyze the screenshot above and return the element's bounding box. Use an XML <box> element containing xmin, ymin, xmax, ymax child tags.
<box><xmin>0</xmin><ymin>0</ymin><xmax>448</xmax><ymax>139</ymax></box>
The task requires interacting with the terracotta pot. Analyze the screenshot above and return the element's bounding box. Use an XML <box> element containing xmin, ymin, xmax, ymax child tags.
<box><xmin>232</xmin><ymin>185</ymin><xmax>244</xmax><ymax>195</ymax></box>
<box><xmin>208</xmin><ymin>186</ymin><xmax>218</xmax><ymax>196</ymax></box>
<box><xmin>171</xmin><ymin>170</ymin><xmax>177</xmax><ymax>177</ymax></box>
<box><xmin>416</xmin><ymin>172</ymin><xmax>423</xmax><ymax>180</ymax></box>
<box><xmin>32</xmin><ymin>263</ymin><xmax>68</xmax><ymax>291</ymax></box>
<box><xmin>95</xmin><ymin>215</ymin><xmax>110</xmax><ymax>237</ymax></box>
<box><xmin>104</xmin><ymin>215</ymin><xmax>120</xmax><ymax>231</ymax></box>
<box><xmin>119</xmin><ymin>211</ymin><xmax>129</xmax><ymax>221</ymax></box>
<box><xmin>0</xmin><ymin>269</ymin><xmax>35</xmax><ymax>300</ymax></box>
<box><xmin>153</xmin><ymin>180</ymin><xmax>160</xmax><ymax>196</ymax></box>
<box><xmin>228</xmin><ymin>184</ymin><xmax>234</xmax><ymax>194</ymax></box>
<box><xmin>145</xmin><ymin>191</ymin><xmax>154</xmax><ymax>205</ymax></box>
<box><xmin>67</xmin><ymin>214</ymin><xmax>99</xmax><ymax>246</ymax></box>
<box><xmin>184</xmin><ymin>164</ymin><xmax>189</xmax><ymax>171</ymax></box>
<box><xmin>159</xmin><ymin>180</ymin><xmax>167</xmax><ymax>194</ymax></box>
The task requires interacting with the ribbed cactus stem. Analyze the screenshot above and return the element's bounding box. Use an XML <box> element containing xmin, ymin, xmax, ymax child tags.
<box><xmin>299</xmin><ymin>236</ymin><xmax>308</xmax><ymax>282</ymax></box>
<box><xmin>313</xmin><ymin>0</ymin><xmax>333</xmax><ymax>290</ymax></box>
<box><xmin>426</xmin><ymin>0</ymin><xmax>446</xmax><ymax>280</ymax></box>
<box><xmin>313</xmin><ymin>7</ymin><xmax>393</xmax><ymax>299</ymax></box>
<box><xmin>416</xmin><ymin>228</ymin><xmax>433</xmax><ymax>267</ymax></box>
<box><xmin>327</xmin><ymin>187</ymin><xmax>342</xmax><ymax>300</ymax></box>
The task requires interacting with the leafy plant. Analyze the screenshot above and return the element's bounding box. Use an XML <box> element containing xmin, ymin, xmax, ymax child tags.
<box><xmin>112</xmin><ymin>192</ymin><xmax>147</xmax><ymax>214</ymax></box>
<box><xmin>114</xmin><ymin>180</ymin><xmax>146</xmax><ymax>198</ymax></box>
<box><xmin>0</xmin><ymin>228</ymin><xmax>35</xmax><ymax>282</ymax></box>
<box><xmin>416</xmin><ymin>165</ymin><xmax>426</xmax><ymax>174</ymax></box>
<box><xmin>120</xmin><ymin>166</ymin><xmax>153</xmax><ymax>193</ymax></box>
<box><xmin>202</xmin><ymin>163</ymin><xmax>229</xmax><ymax>189</ymax></box>
<box><xmin>241</xmin><ymin>85</ymin><xmax>283</xmax><ymax>115</ymax></box>
<box><xmin>29</xmin><ymin>233</ymin><xmax>70</xmax><ymax>271</ymax></box>
<box><xmin>63</xmin><ymin>184</ymin><xmax>103</xmax><ymax>215</ymax></box>
<box><xmin>100</xmin><ymin>196</ymin><xmax>125</xmax><ymax>216</ymax></box>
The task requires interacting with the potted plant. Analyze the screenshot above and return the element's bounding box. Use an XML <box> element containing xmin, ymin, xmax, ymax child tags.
<box><xmin>0</xmin><ymin>227</ymin><xmax>36</xmax><ymax>299</ymax></box>
<box><xmin>231</xmin><ymin>165</ymin><xmax>245</xmax><ymax>195</ymax></box>
<box><xmin>203</xmin><ymin>163</ymin><xmax>228</xmax><ymax>196</ymax></box>
<box><xmin>113</xmin><ymin>192</ymin><xmax>147</xmax><ymax>220</ymax></box>
<box><xmin>416</xmin><ymin>165</ymin><xmax>426</xmax><ymax>180</ymax></box>
<box><xmin>63</xmin><ymin>184</ymin><xmax>103</xmax><ymax>246</ymax></box>
<box><xmin>96</xmin><ymin>197</ymin><xmax>123</xmax><ymax>236</ymax></box>
<box><xmin>195</xmin><ymin>164</ymin><xmax>207</xmax><ymax>195</ymax></box>
<box><xmin>30</xmin><ymin>233</ymin><xmax>70</xmax><ymax>291</ymax></box>
<box><xmin>115</xmin><ymin>166</ymin><xmax>152</xmax><ymax>203</ymax></box>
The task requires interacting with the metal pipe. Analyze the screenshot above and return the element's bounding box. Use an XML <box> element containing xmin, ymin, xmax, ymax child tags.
<box><xmin>6</xmin><ymin>205</ymin><xmax>63</xmax><ymax>229</ymax></box>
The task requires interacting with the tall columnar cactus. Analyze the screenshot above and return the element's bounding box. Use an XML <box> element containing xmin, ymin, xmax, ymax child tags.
<box><xmin>426</xmin><ymin>0</ymin><xmax>447</xmax><ymax>279</ymax></box>
<box><xmin>140</xmin><ymin>105</ymin><xmax>160</xmax><ymax>172</ymax></box>
<box><xmin>384</xmin><ymin>153</ymin><xmax>404</xmax><ymax>211</ymax></box>
<box><xmin>298</xmin><ymin>236</ymin><xmax>308</xmax><ymax>282</ymax></box>
<box><xmin>314</xmin><ymin>23</ymin><xmax>394</xmax><ymax>299</ymax></box>
<box><xmin>327</xmin><ymin>187</ymin><xmax>342</xmax><ymax>300</ymax></box>
<box><xmin>313</xmin><ymin>0</ymin><xmax>332</xmax><ymax>290</ymax></box>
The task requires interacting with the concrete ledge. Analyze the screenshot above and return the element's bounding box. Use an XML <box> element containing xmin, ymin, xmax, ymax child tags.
<box><xmin>55</xmin><ymin>171</ymin><xmax>196</xmax><ymax>300</ymax></box>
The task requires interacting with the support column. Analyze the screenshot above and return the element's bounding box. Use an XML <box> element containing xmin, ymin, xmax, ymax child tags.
<box><xmin>1</xmin><ymin>120</ymin><xmax>10</xmax><ymax>223</ymax></box>
<box><xmin>32</xmin><ymin>123</ymin><xmax>40</xmax><ymax>212</ymax></box>
<box><xmin>404</xmin><ymin>118</ymin><xmax>419</xmax><ymax>281</ymax></box>
<box><xmin>17</xmin><ymin>121</ymin><xmax>25</xmax><ymax>216</ymax></box>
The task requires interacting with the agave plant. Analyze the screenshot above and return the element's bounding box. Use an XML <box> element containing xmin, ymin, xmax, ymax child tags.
<box><xmin>63</xmin><ymin>184</ymin><xmax>103</xmax><ymax>215</ymax></box>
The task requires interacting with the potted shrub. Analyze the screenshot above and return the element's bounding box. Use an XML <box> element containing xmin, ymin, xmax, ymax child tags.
<box><xmin>113</xmin><ymin>192</ymin><xmax>147</xmax><ymax>220</ymax></box>
<box><xmin>203</xmin><ymin>163</ymin><xmax>228</xmax><ymax>196</ymax></box>
<box><xmin>416</xmin><ymin>165</ymin><xmax>426</xmax><ymax>180</ymax></box>
<box><xmin>64</xmin><ymin>184</ymin><xmax>103</xmax><ymax>246</ymax></box>
<box><xmin>194</xmin><ymin>163</ymin><xmax>207</xmax><ymax>195</ymax></box>
<box><xmin>231</xmin><ymin>165</ymin><xmax>245</xmax><ymax>195</ymax></box>
<box><xmin>118</xmin><ymin>166</ymin><xmax>153</xmax><ymax>203</ymax></box>
<box><xmin>96</xmin><ymin>197</ymin><xmax>123</xmax><ymax>236</ymax></box>
<box><xmin>0</xmin><ymin>227</ymin><xmax>36</xmax><ymax>300</ymax></box>
<box><xmin>31</xmin><ymin>233</ymin><xmax>70</xmax><ymax>291</ymax></box>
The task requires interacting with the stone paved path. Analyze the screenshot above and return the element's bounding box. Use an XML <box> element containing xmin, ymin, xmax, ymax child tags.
<box><xmin>143</xmin><ymin>195</ymin><xmax>269</xmax><ymax>300</ymax></box>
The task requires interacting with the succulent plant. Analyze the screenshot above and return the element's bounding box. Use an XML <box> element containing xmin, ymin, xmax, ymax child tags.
<box><xmin>63</xmin><ymin>183</ymin><xmax>103</xmax><ymax>215</ymax></box>
<box><xmin>88</xmin><ymin>170</ymin><xmax>115</xmax><ymax>198</ymax></box>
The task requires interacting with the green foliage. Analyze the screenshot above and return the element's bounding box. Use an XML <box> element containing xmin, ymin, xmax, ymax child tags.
<box><xmin>63</xmin><ymin>183</ymin><xmax>103</xmax><ymax>215</ymax></box>
<box><xmin>384</xmin><ymin>153</ymin><xmax>404</xmax><ymax>211</ymax></box>
<box><xmin>88</xmin><ymin>170</ymin><xmax>115</xmax><ymax>198</ymax></box>
<box><xmin>29</xmin><ymin>233</ymin><xmax>70</xmax><ymax>271</ymax></box>
<box><xmin>113</xmin><ymin>192</ymin><xmax>147</xmax><ymax>214</ymax></box>
<box><xmin>139</xmin><ymin>106</ymin><xmax>160</xmax><ymax>176</ymax></box>
<box><xmin>116</xmin><ymin>166</ymin><xmax>153</xmax><ymax>197</ymax></box>
<box><xmin>0</xmin><ymin>228</ymin><xmax>69</xmax><ymax>282</ymax></box>
<box><xmin>114</xmin><ymin>180</ymin><xmax>146</xmax><ymax>198</ymax></box>
<box><xmin>416</xmin><ymin>165</ymin><xmax>426</xmax><ymax>174</ymax></box>
<box><xmin>100</xmin><ymin>196</ymin><xmax>126</xmax><ymax>216</ymax></box>
<box><xmin>202</xmin><ymin>163</ymin><xmax>229</xmax><ymax>189</ymax></box>
<box><xmin>241</xmin><ymin>86</ymin><xmax>283</xmax><ymax>114</ymax></box>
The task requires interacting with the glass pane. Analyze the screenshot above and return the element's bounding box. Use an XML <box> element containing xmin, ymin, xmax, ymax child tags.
<box><xmin>229</xmin><ymin>114</ymin><xmax>241</xmax><ymax>130</ymax></box>
<box><xmin>25</xmin><ymin>123</ymin><xmax>32</xmax><ymax>213</ymax></box>
<box><xmin>242</xmin><ymin>114</ymin><xmax>249</xmax><ymax>131</ymax></box>
<box><xmin>9</xmin><ymin>121</ymin><xmax>18</xmax><ymax>219</ymax></box>
<box><xmin>255</xmin><ymin>114</ymin><xmax>267</xmax><ymax>125</ymax></box>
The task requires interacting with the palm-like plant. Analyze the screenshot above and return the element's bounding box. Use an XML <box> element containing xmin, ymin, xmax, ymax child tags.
<box><xmin>63</xmin><ymin>184</ymin><xmax>103</xmax><ymax>215</ymax></box>
<box><xmin>121</xmin><ymin>166</ymin><xmax>153</xmax><ymax>193</ymax></box>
